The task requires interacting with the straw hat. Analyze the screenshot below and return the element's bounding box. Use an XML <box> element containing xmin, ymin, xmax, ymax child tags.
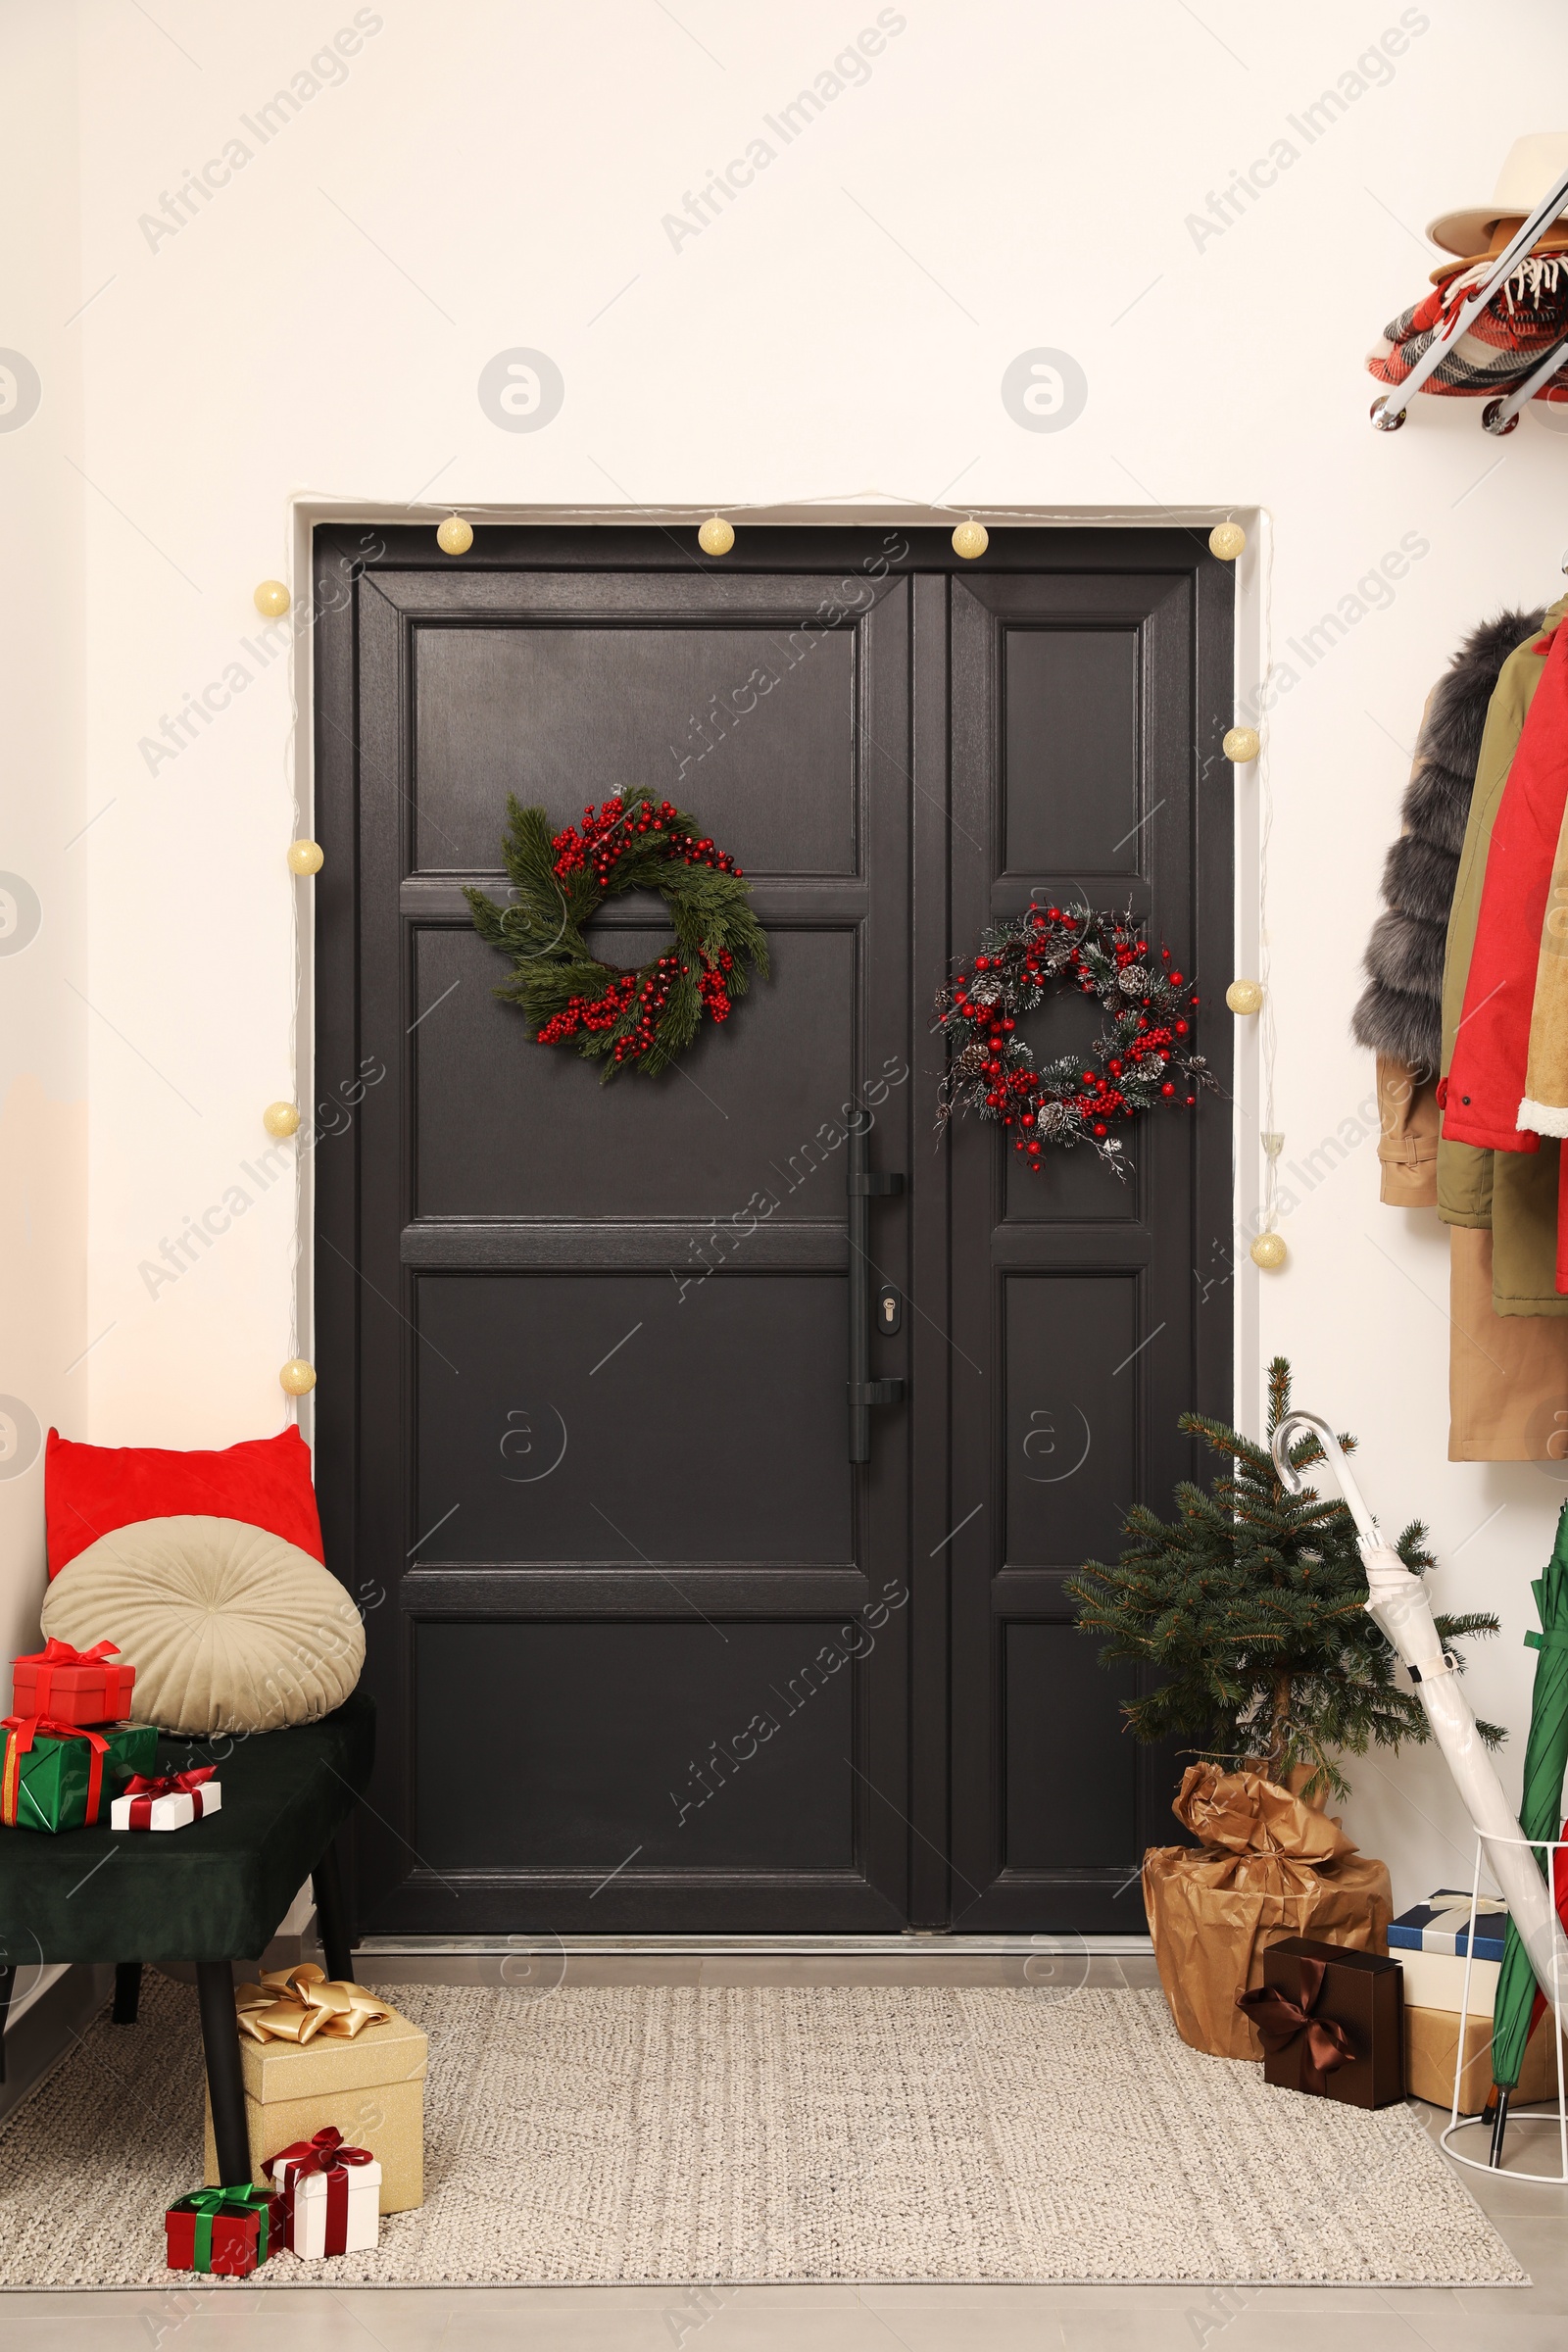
<box><xmin>1428</xmin><ymin>132</ymin><xmax>1568</xmax><ymax>260</ymax></box>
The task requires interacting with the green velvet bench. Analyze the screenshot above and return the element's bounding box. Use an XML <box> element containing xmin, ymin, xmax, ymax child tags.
<box><xmin>0</xmin><ymin>1690</ymin><xmax>374</xmax><ymax>2185</ymax></box>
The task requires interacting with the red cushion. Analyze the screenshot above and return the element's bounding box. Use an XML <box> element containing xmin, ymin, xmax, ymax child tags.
<box><xmin>44</xmin><ymin>1426</ymin><xmax>324</xmax><ymax>1578</ymax></box>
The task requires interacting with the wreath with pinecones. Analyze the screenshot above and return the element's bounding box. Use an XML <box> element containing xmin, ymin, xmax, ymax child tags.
<box><xmin>933</xmin><ymin>905</ymin><xmax>1213</xmax><ymax>1177</ymax></box>
<box><xmin>466</xmin><ymin>788</ymin><xmax>767</xmax><ymax>1079</ymax></box>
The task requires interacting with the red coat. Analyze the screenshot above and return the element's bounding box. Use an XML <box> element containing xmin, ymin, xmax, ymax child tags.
<box><xmin>1442</xmin><ymin>623</ymin><xmax>1568</xmax><ymax>1152</ymax></box>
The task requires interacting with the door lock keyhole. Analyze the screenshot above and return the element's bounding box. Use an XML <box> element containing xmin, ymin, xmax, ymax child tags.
<box><xmin>877</xmin><ymin>1285</ymin><xmax>903</xmax><ymax>1336</ymax></box>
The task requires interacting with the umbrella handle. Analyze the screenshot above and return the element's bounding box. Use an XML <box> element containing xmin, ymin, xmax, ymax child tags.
<box><xmin>1271</xmin><ymin>1410</ymin><xmax>1385</xmax><ymax>1549</ymax></box>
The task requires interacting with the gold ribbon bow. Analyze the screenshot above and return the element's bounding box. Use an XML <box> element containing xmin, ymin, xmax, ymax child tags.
<box><xmin>233</xmin><ymin>1962</ymin><xmax>392</xmax><ymax>2044</ymax></box>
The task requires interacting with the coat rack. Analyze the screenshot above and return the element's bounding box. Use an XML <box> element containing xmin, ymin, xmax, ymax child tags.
<box><xmin>1372</xmin><ymin>160</ymin><xmax>1568</xmax><ymax>437</ymax></box>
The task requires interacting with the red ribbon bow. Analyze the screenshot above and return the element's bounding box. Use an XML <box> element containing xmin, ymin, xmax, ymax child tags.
<box><xmin>263</xmin><ymin>2127</ymin><xmax>375</xmax><ymax>2255</ymax></box>
<box><xmin>123</xmin><ymin>1766</ymin><xmax>215</xmax><ymax>1800</ymax></box>
<box><xmin>18</xmin><ymin>1638</ymin><xmax>122</xmax><ymax>1667</ymax></box>
<box><xmin>1237</xmin><ymin>1955</ymin><xmax>1356</xmax><ymax>2094</ymax></box>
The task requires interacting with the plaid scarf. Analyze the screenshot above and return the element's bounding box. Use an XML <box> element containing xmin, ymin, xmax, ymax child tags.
<box><xmin>1368</xmin><ymin>256</ymin><xmax>1568</xmax><ymax>400</ymax></box>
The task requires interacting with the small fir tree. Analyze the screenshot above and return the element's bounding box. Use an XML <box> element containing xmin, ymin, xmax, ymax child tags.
<box><xmin>1065</xmin><ymin>1356</ymin><xmax>1503</xmax><ymax>1800</ymax></box>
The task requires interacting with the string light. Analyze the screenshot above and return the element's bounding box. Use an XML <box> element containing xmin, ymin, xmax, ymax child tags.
<box><xmin>1209</xmin><ymin>521</ymin><xmax>1247</xmax><ymax>561</ymax></box>
<box><xmin>1226</xmin><ymin>979</ymin><xmax>1265</xmax><ymax>1015</ymax></box>
<box><xmin>254</xmin><ymin>580</ymin><xmax>290</xmax><ymax>617</ymax></box>
<box><xmin>263</xmin><ymin>1102</ymin><xmax>301</xmax><ymax>1138</ymax></box>
<box><xmin>436</xmin><ymin>515</ymin><xmax>473</xmax><ymax>554</ymax></box>
<box><xmin>1251</xmin><ymin>514</ymin><xmax>1280</xmax><ymax>1315</ymax></box>
<box><xmin>698</xmin><ymin>516</ymin><xmax>735</xmax><ymax>556</ymax></box>
<box><xmin>1223</xmin><ymin>725</ymin><xmax>1261</xmax><ymax>763</ymax></box>
<box><xmin>286</xmin><ymin>839</ymin><xmax>323</xmax><ymax>875</ymax></box>
<box><xmin>279</xmin><ymin>1359</ymin><xmax>317</xmax><ymax>1396</ymax></box>
<box><xmin>952</xmin><ymin>519</ymin><xmax>989</xmax><ymax>560</ymax></box>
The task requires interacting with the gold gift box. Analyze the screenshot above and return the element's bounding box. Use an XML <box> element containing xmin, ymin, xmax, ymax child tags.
<box><xmin>203</xmin><ymin>2003</ymin><xmax>426</xmax><ymax>2212</ymax></box>
<box><xmin>1405</xmin><ymin>1999</ymin><xmax>1568</xmax><ymax>2116</ymax></box>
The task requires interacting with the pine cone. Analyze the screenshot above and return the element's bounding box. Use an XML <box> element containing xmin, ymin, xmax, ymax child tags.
<box><xmin>1117</xmin><ymin>965</ymin><xmax>1151</xmax><ymax>997</ymax></box>
<box><xmin>954</xmin><ymin>1042</ymin><xmax>988</xmax><ymax>1078</ymax></box>
<box><xmin>1034</xmin><ymin>1101</ymin><xmax>1073</xmax><ymax>1139</ymax></box>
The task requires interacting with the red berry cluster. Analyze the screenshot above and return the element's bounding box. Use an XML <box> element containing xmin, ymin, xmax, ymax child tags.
<box><xmin>699</xmin><ymin>948</ymin><xmax>737</xmax><ymax>1023</ymax></box>
<box><xmin>551</xmin><ymin>794</ymin><xmax>744</xmax><ymax>887</ymax></box>
<box><xmin>550</xmin><ymin>797</ymin><xmax>642</xmax><ymax>885</ymax></box>
<box><xmin>536</xmin><ymin>972</ymin><xmax>637</xmax><ymax>1045</ymax></box>
<box><xmin>610</xmin><ymin>951</ymin><xmax>685</xmax><ymax>1066</ymax></box>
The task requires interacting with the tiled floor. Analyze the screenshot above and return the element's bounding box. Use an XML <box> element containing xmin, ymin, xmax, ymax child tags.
<box><xmin>6</xmin><ymin>1950</ymin><xmax>1567</xmax><ymax>2349</ymax></box>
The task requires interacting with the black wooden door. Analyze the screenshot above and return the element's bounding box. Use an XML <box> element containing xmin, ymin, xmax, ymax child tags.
<box><xmin>941</xmin><ymin>567</ymin><xmax>1233</xmax><ymax>1931</ymax></box>
<box><xmin>315</xmin><ymin>526</ymin><xmax>1231</xmax><ymax>1936</ymax></box>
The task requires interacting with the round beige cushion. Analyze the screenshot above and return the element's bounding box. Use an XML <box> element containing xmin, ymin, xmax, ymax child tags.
<box><xmin>40</xmin><ymin>1514</ymin><xmax>365</xmax><ymax>1736</ymax></box>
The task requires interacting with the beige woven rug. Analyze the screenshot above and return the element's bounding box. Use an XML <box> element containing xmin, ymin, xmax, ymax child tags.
<box><xmin>0</xmin><ymin>1974</ymin><xmax>1523</xmax><ymax>2287</ymax></box>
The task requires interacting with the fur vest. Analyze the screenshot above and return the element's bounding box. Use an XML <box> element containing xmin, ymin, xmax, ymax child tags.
<box><xmin>1351</xmin><ymin>608</ymin><xmax>1544</xmax><ymax>1074</ymax></box>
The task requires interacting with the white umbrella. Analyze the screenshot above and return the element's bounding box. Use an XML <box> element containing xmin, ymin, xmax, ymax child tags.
<box><xmin>1271</xmin><ymin>1410</ymin><xmax>1568</xmax><ymax>2052</ymax></box>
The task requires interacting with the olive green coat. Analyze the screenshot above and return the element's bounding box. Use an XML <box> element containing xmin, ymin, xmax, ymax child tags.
<box><xmin>1440</xmin><ymin>593</ymin><xmax>1568</xmax><ymax>1314</ymax></box>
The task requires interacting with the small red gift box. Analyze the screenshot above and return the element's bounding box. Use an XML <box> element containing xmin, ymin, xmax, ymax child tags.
<box><xmin>12</xmin><ymin>1639</ymin><xmax>134</xmax><ymax>1727</ymax></box>
<box><xmin>166</xmin><ymin>2184</ymin><xmax>284</xmax><ymax>2277</ymax></box>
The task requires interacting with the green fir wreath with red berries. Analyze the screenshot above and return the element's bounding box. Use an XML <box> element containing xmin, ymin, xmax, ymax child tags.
<box><xmin>933</xmin><ymin>904</ymin><xmax>1214</xmax><ymax>1177</ymax></box>
<box><xmin>466</xmin><ymin>786</ymin><xmax>768</xmax><ymax>1078</ymax></box>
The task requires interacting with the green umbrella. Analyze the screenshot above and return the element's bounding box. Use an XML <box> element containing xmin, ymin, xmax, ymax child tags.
<box><xmin>1489</xmin><ymin>1501</ymin><xmax>1568</xmax><ymax>2164</ymax></box>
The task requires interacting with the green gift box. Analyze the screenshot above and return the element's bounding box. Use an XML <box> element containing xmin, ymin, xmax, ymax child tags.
<box><xmin>0</xmin><ymin>1718</ymin><xmax>158</xmax><ymax>1832</ymax></box>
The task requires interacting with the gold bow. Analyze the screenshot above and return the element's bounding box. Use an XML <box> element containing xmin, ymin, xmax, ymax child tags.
<box><xmin>233</xmin><ymin>1962</ymin><xmax>392</xmax><ymax>2044</ymax></box>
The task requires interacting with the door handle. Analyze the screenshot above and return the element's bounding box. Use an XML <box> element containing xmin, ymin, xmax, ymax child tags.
<box><xmin>847</xmin><ymin>1129</ymin><xmax>905</xmax><ymax>1462</ymax></box>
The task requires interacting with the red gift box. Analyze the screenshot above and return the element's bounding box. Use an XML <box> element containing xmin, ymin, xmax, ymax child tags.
<box><xmin>165</xmin><ymin>2184</ymin><xmax>284</xmax><ymax>2277</ymax></box>
<box><xmin>12</xmin><ymin>1639</ymin><xmax>135</xmax><ymax>1727</ymax></box>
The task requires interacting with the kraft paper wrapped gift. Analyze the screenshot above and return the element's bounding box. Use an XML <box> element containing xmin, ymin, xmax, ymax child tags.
<box><xmin>1144</xmin><ymin>1763</ymin><xmax>1393</xmax><ymax>2061</ymax></box>
<box><xmin>203</xmin><ymin>1974</ymin><xmax>424</xmax><ymax>2213</ymax></box>
<box><xmin>1406</xmin><ymin>2000</ymin><xmax>1568</xmax><ymax>2113</ymax></box>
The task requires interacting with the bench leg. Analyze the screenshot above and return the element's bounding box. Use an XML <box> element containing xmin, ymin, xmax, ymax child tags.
<box><xmin>0</xmin><ymin>1963</ymin><xmax>13</xmax><ymax>2084</ymax></box>
<box><xmin>112</xmin><ymin>1962</ymin><xmax>142</xmax><ymax>2025</ymax></box>
<box><xmin>313</xmin><ymin>1838</ymin><xmax>354</xmax><ymax>1984</ymax></box>
<box><xmin>196</xmin><ymin>1961</ymin><xmax>252</xmax><ymax>2187</ymax></box>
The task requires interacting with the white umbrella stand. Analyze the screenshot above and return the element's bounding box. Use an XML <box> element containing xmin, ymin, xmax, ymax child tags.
<box><xmin>1270</xmin><ymin>1412</ymin><xmax>1568</xmax><ymax>2076</ymax></box>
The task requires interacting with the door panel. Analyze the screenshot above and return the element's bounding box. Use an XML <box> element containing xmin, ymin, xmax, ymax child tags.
<box><xmin>412</xmin><ymin>615</ymin><xmax>858</xmax><ymax>876</ymax></box>
<box><xmin>1004</xmin><ymin>1273</ymin><xmax>1138</xmax><ymax>1569</ymax></box>
<box><xmin>1000</xmin><ymin>986</ymin><xmax>1143</xmax><ymax>1224</ymax></box>
<box><xmin>412</xmin><ymin>925</ymin><xmax>857</xmax><ymax>1220</ymax></box>
<box><xmin>415</xmin><ymin>1619</ymin><xmax>856</xmax><ymax>1872</ymax></box>
<box><xmin>1002</xmin><ymin>626</ymin><xmax>1141</xmax><ymax>875</ymax></box>
<box><xmin>1003</xmin><ymin>1622</ymin><xmax>1140</xmax><ymax>1871</ymax></box>
<box><xmin>315</xmin><ymin>526</ymin><xmax>1231</xmax><ymax>1939</ymax></box>
<box><xmin>413</xmin><ymin>1272</ymin><xmax>852</xmax><ymax>1564</ymax></box>
<box><xmin>319</xmin><ymin>549</ymin><xmax>912</xmax><ymax>1936</ymax></box>
<box><xmin>943</xmin><ymin>563</ymin><xmax>1233</xmax><ymax>1933</ymax></box>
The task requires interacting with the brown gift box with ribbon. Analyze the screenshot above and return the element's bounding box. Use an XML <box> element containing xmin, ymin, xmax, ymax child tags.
<box><xmin>1143</xmin><ymin>1764</ymin><xmax>1394</xmax><ymax>2061</ymax></box>
<box><xmin>1239</xmin><ymin>1936</ymin><xmax>1405</xmax><ymax>2108</ymax></box>
<box><xmin>201</xmin><ymin>1965</ymin><xmax>425</xmax><ymax>2213</ymax></box>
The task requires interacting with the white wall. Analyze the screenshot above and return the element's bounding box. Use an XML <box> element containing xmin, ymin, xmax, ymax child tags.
<box><xmin>0</xmin><ymin>0</ymin><xmax>86</xmax><ymax>1672</ymax></box>
<box><xmin>14</xmin><ymin>0</ymin><xmax>1568</xmax><ymax>1907</ymax></box>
